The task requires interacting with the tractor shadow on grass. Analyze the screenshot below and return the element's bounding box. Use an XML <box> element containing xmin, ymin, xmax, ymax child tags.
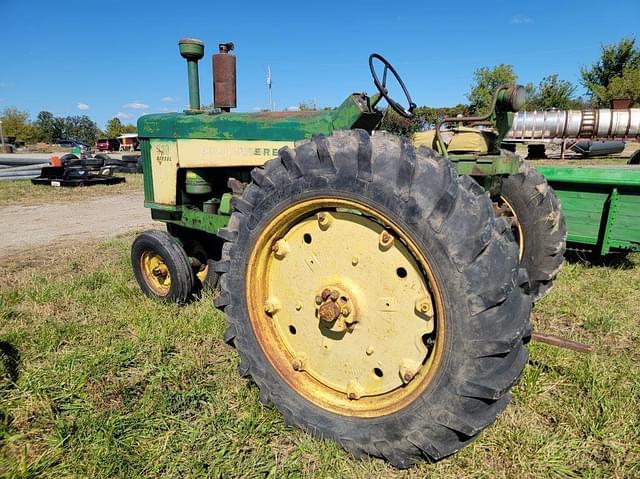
<box><xmin>563</xmin><ymin>250</ymin><xmax>636</xmax><ymax>270</ymax></box>
<box><xmin>0</xmin><ymin>341</ymin><xmax>20</xmax><ymax>386</ymax></box>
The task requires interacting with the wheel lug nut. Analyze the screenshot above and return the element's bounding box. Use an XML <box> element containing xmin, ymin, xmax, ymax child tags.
<box><xmin>366</xmin><ymin>346</ymin><xmax>374</xmax><ymax>356</ymax></box>
<box><xmin>317</xmin><ymin>212</ymin><xmax>333</xmax><ymax>229</ymax></box>
<box><xmin>295</xmin><ymin>302</ymin><xmax>303</xmax><ymax>311</ymax></box>
<box><xmin>341</xmin><ymin>307</ymin><xmax>350</xmax><ymax>317</ymax></box>
<box><xmin>315</xmin><ymin>295</ymin><xmax>323</xmax><ymax>305</ymax></box>
<box><xmin>321</xmin><ymin>289</ymin><xmax>331</xmax><ymax>301</ymax></box>
<box><xmin>399</xmin><ymin>359</ymin><xmax>420</xmax><ymax>384</ymax></box>
<box><xmin>346</xmin><ymin>380</ymin><xmax>364</xmax><ymax>400</ymax></box>
<box><xmin>292</xmin><ymin>354</ymin><xmax>307</xmax><ymax>371</ymax></box>
<box><xmin>264</xmin><ymin>297</ymin><xmax>281</xmax><ymax>315</ymax></box>
<box><xmin>330</xmin><ymin>290</ymin><xmax>339</xmax><ymax>301</ymax></box>
<box><xmin>271</xmin><ymin>239</ymin><xmax>290</xmax><ymax>259</ymax></box>
<box><xmin>379</xmin><ymin>231</ymin><xmax>394</xmax><ymax>250</ymax></box>
<box><xmin>415</xmin><ymin>297</ymin><xmax>433</xmax><ymax>318</ymax></box>
<box><xmin>351</xmin><ymin>256</ymin><xmax>359</xmax><ymax>266</ymax></box>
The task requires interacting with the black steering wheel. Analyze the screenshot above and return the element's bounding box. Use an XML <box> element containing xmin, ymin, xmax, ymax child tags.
<box><xmin>369</xmin><ymin>53</ymin><xmax>416</xmax><ymax>118</ymax></box>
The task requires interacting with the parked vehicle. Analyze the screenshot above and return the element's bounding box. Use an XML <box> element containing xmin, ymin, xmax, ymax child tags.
<box><xmin>95</xmin><ymin>138</ymin><xmax>121</xmax><ymax>152</ymax></box>
<box><xmin>54</xmin><ymin>139</ymin><xmax>90</xmax><ymax>152</ymax></box>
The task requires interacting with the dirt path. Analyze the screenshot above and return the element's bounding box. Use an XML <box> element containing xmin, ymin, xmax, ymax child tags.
<box><xmin>0</xmin><ymin>192</ymin><xmax>154</xmax><ymax>259</ymax></box>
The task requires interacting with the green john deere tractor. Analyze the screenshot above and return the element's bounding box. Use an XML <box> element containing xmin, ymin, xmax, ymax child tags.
<box><xmin>131</xmin><ymin>38</ymin><xmax>556</xmax><ymax>467</ymax></box>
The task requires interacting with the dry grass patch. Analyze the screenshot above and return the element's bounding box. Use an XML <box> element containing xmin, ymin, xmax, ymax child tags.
<box><xmin>0</xmin><ymin>174</ymin><xmax>143</xmax><ymax>207</ymax></box>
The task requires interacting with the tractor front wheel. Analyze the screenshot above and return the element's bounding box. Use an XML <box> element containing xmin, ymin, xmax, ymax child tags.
<box><xmin>214</xmin><ymin>131</ymin><xmax>532</xmax><ymax>467</ymax></box>
<box><xmin>131</xmin><ymin>230</ymin><xmax>195</xmax><ymax>303</ymax></box>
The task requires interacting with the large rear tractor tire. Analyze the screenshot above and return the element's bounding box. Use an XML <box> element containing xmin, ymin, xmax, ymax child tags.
<box><xmin>131</xmin><ymin>230</ymin><xmax>195</xmax><ymax>303</ymax></box>
<box><xmin>496</xmin><ymin>160</ymin><xmax>567</xmax><ymax>302</ymax></box>
<box><xmin>213</xmin><ymin>131</ymin><xmax>532</xmax><ymax>468</ymax></box>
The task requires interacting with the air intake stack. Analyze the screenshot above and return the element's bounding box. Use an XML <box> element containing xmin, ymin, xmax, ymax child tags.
<box><xmin>178</xmin><ymin>38</ymin><xmax>205</xmax><ymax>111</ymax></box>
<box><xmin>213</xmin><ymin>42</ymin><xmax>237</xmax><ymax>112</ymax></box>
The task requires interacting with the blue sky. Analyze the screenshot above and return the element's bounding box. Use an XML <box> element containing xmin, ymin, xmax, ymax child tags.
<box><xmin>1</xmin><ymin>0</ymin><xmax>638</xmax><ymax>129</ymax></box>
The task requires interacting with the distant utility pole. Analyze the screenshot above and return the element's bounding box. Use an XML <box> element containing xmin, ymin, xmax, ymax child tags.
<box><xmin>266</xmin><ymin>65</ymin><xmax>274</xmax><ymax>112</ymax></box>
<box><xmin>0</xmin><ymin>120</ymin><xmax>4</xmax><ymax>148</ymax></box>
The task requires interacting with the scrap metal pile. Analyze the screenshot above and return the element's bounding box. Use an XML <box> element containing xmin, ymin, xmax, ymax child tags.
<box><xmin>0</xmin><ymin>152</ymin><xmax>142</xmax><ymax>186</ymax></box>
<box><xmin>31</xmin><ymin>153</ymin><xmax>142</xmax><ymax>187</ymax></box>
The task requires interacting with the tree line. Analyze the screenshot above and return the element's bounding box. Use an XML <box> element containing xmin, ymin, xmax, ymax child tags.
<box><xmin>0</xmin><ymin>110</ymin><xmax>137</xmax><ymax>146</ymax></box>
<box><xmin>383</xmin><ymin>37</ymin><xmax>640</xmax><ymax>137</ymax></box>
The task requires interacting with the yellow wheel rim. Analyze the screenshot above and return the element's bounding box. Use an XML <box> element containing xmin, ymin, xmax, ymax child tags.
<box><xmin>246</xmin><ymin>198</ymin><xmax>445</xmax><ymax>417</ymax></box>
<box><xmin>140</xmin><ymin>251</ymin><xmax>172</xmax><ymax>296</ymax></box>
<box><xmin>196</xmin><ymin>264</ymin><xmax>209</xmax><ymax>284</ymax></box>
<box><xmin>496</xmin><ymin>195</ymin><xmax>524</xmax><ymax>261</ymax></box>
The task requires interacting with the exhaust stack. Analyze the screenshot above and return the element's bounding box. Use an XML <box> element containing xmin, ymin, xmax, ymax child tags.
<box><xmin>213</xmin><ymin>42</ymin><xmax>237</xmax><ymax>112</ymax></box>
<box><xmin>178</xmin><ymin>38</ymin><xmax>205</xmax><ymax>111</ymax></box>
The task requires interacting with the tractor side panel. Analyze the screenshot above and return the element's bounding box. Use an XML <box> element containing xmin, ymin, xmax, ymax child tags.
<box><xmin>149</xmin><ymin>139</ymin><xmax>179</xmax><ymax>205</ymax></box>
<box><xmin>176</xmin><ymin>139</ymin><xmax>294</xmax><ymax>167</ymax></box>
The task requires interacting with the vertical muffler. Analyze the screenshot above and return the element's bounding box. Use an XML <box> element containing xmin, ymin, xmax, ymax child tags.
<box><xmin>213</xmin><ymin>42</ymin><xmax>237</xmax><ymax>112</ymax></box>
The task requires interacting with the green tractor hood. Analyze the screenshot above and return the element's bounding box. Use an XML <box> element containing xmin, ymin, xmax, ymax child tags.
<box><xmin>138</xmin><ymin>94</ymin><xmax>382</xmax><ymax>142</ymax></box>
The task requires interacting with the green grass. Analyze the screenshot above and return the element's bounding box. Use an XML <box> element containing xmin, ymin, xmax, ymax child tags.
<box><xmin>0</xmin><ymin>174</ymin><xmax>143</xmax><ymax>207</ymax></box>
<box><xmin>1</xmin><ymin>236</ymin><xmax>639</xmax><ymax>478</ymax></box>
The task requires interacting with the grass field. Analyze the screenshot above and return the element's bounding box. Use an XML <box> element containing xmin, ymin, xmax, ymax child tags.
<box><xmin>1</xmin><ymin>234</ymin><xmax>639</xmax><ymax>478</ymax></box>
<box><xmin>0</xmin><ymin>175</ymin><xmax>143</xmax><ymax>207</ymax></box>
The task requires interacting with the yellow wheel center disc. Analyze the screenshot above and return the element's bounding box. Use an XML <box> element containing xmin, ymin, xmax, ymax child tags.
<box><xmin>247</xmin><ymin>198</ymin><xmax>444</xmax><ymax>416</ymax></box>
<box><xmin>140</xmin><ymin>251</ymin><xmax>172</xmax><ymax>295</ymax></box>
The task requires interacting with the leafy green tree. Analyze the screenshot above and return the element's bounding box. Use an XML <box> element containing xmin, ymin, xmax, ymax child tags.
<box><xmin>414</xmin><ymin>104</ymin><xmax>472</xmax><ymax>128</ymax></box>
<box><xmin>466</xmin><ymin>65</ymin><xmax>517</xmax><ymax>114</ymax></box>
<box><xmin>34</xmin><ymin>111</ymin><xmax>63</xmax><ymax>143</ymax></box>
<box><xmin>121</xmin><ymin>124</ymin><xmax>138</xmax><ymax>134</ymax></box>
<box><xmin>589</xmin><ymin>68</ymin><xmax>640</xmax><ymax>106</ymax></box>
<box><xmin>105</xmin><ymin>117</ymin><xmax>124</xmax><ymax>138</ymax></box>
<box><xmin>62</xmin><ymin>115</ymin><xmax>100</xmax><ymax>145</ymax></box>
<box><xmin>581</xmin><ymin>37</ymin><xmax>640</xmax><ymax>106</ymax></box>
<box><xmin>379</xmin><ymin>108</ymin><xmax>421</xmax><ymax>138</ymax></box>
<box><xmin>0</xmin><ymin>107</ymin><xmax>37</xmax><ymax>142</ymax></box>
<box><xmin>525</xmin><ymin>74</ymin><xmax>579</xmax><ymax>110</ymax></box>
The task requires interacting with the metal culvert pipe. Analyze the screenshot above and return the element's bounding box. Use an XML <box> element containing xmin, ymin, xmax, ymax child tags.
<box><xmin>508</xmin><ymin>108</ymin><xmax>640</xmax><ymax>140</ymax></box>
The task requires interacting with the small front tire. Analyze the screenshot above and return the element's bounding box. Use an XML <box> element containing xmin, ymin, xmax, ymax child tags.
<box><xmin>131</xmin><ymin>230</ymin><xmax>195</xmax><ymax>303</ymax></box>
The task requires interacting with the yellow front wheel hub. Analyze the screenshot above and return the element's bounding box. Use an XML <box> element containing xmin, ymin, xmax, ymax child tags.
<box><xmin>247</xmin><ymin>198</ymin><xmax>444</xmax><ymax>417</ymax></box>
<box><xmin>140</xmin><ymin>251</ymin><xmax>172</xmax><ymax>296</ymax></box>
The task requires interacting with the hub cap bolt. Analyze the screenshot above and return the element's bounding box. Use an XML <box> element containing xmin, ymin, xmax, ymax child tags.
<box><xmin>366</xmin><ymin>346</ymin><xmax>374</xmax><ymax>356</ymax></box>
<box><xmin>330</xmin><ymin>290</ymin><xmax>339</xmax><ymax>301</ymax></box>
<box><xmin>321</xmin><ymin>289</ymin><xmax>332</xmax><ymax>301</ymax></box>
<box><xmin>319</xmin><ymin>302</ymin><xmax>341</xmax><ymax>322</ymax></box>
<box><xmin>351</xmin><ymin>256</ymin><xmax>359</xmax><ymax>266</ymax></box>
<box><xmin>315</xmin><ymin>295</ymin><xmax>323</xmax><ymax>305</ymax></box>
